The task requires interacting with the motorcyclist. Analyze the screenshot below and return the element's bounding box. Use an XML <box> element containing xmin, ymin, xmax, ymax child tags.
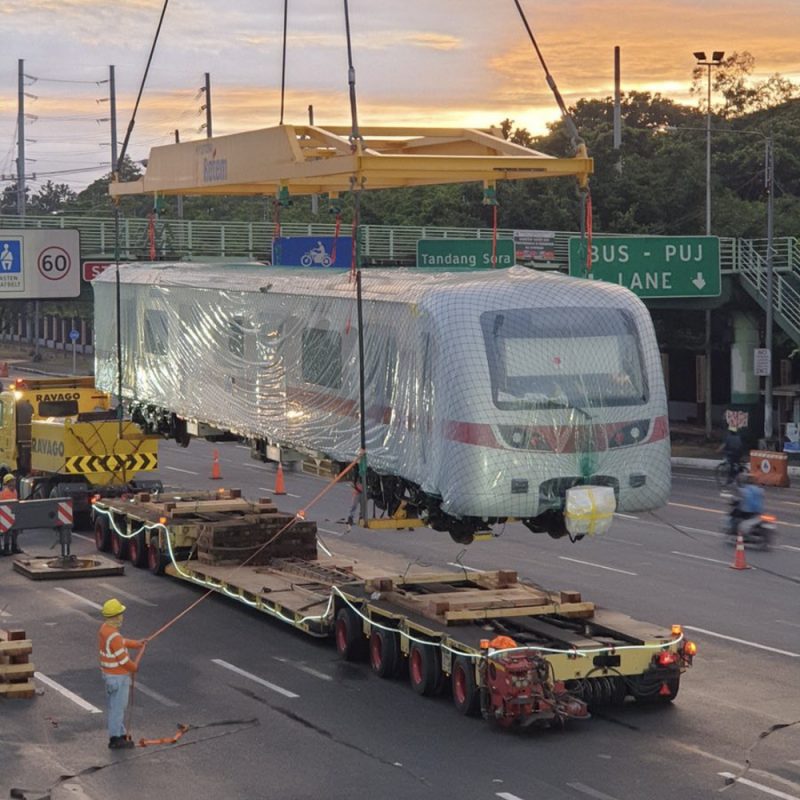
<box><xmin>729</xmin><ymin>473</ymin><xmax>764</xmax><ymax>539</ymax></box>
<box><xmin>719</xmin><ymin>425</ymin><xmax>744</xmax><ymax>484</ymax></box>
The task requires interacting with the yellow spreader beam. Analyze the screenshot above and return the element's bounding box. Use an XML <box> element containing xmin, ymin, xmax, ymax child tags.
<box><xmin>109</xmin><ymin>124</ymin><xmax>592</xmax><ymax>199</ymax></box>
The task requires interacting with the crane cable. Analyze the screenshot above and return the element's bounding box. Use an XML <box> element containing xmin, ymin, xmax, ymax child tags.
<box><xmin>511</xmin><ymin>0</ymin><xmax>592</xmax><ymax>273</ymax></box>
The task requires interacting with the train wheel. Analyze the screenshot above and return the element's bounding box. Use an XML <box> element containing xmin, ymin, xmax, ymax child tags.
<box><xmin>128</xmin><ymin>531</ymin><xmax>148</xmax><ymax>568</ymax></box>
<box><xmin>110</xmin><ymin>524</ymin><xmax>128</xmax><ymax>561</ymax></box>
<box><xmin>408</xmin><ymin>642</ymin><xmax>442</xmax><ymax>696</ymax></box>
<box><xmin>335</xmin><ymin>607</ymin><xmax>367</xmax><ymax>661</ymax></box>
<box><xmin>451</xmin><ymin>655</ymin><xmax>480</xmax><ymax>716</ymax></box>
<box><xmin>369</xmin><ymin>627</ymin><xmax>400</xmax><ymax>678</ymax></box>
<box><xmin>147</xmin><ymin>536</ymin><xmax>168</xmax><ymax>575</ymax></box>
<box><xmin>94</xmin><ymin>516</ymin><xmax>111</xmax><ymax>552</ymax></box>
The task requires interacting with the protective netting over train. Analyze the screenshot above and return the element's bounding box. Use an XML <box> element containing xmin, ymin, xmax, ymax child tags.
<box><xmin>93</xmin><ymin>263</ymin><xmax>671</xmax><ymax>527</ymax></box>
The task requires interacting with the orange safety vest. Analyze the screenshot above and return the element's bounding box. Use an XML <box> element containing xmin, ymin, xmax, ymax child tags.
<box><xmin>0</xmin><ymin>487</ymin><xmax>17</xmax><ymax>500</ymax></box>
<box><xmin>98</xmin><ymin>623</ymin><xmax>138</xmax><ymax>675</ymax></box>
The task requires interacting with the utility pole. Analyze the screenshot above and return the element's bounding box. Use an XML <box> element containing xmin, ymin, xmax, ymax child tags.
<box><xmin>203</xmin><ymin>72</ymin><xmax>212</xmax><ymax>138</ymax></box>
<box><xmin>174</xmin><ymin>129</ymin><xmax>184</xmax><ymax>219</ymax></box>
<box><xmin>109</xmin><ymin>65</ymin><xmax>119</xmax><ymax>173</ymax></box>
<box><xmin>764</xmin><ymin>133</ymin><xmax>775</xmax><ymax>445</ymax></box>
<box><xmin>17</xmin><ymin>59</ymin><xmax>26</xmax><ymax>216</ymax></box>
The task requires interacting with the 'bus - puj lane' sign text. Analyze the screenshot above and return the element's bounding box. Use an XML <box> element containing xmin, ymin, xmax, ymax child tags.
<box><xmin>568</xmin><ymin>235</ymin><xmax>721</xmax><ymax>298</ymax></box>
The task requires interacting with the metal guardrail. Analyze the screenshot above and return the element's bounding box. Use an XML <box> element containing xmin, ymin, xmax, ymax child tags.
<box><xmin>737</xmin><ymin>240</ymin><xmax>800</xmax><ymax>338</ymax></box>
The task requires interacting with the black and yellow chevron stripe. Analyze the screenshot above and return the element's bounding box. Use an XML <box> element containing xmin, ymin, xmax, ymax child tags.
<box><xmin>65</xmin><ymin>453</ymin><xmax>158</xmax><ymax>474</ymax></box>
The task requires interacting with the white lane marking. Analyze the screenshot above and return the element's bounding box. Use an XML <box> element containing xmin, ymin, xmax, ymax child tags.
<box><xmin>212</xmin><ymin>658</ymin><xmax>299</xmax><ymax>698</ymax></box>
<box><xmin>668</xmin><ymin>501</ymin><xmax>723</xmax><ymax>515</ymax></box>
<box><xmin>671</xmin><ymin>551</ymin><xmax>732</xmax><ymax>566</ymax></box>
<box><xmin>447</xmin><ymin>562</ymin><xmax>487</xmax><ymax>572</ymax></box>
<box><xmin>164</xmin><ymin>465</ymin><xmax>199</xmax><ymax>475</ymax></box>
<box><xmin>73</xmin><ymin>533</ymin><xmax>94</xmax><ymax>542</ymax></box>
<box><xmin>54</xmin><ymin>587</ymin><xmax>102</xmax><ymax>610</ymax></box>
<box><xmin>496</xmin><ymin>794</ymin><xmax>526</xmax><ymax>800</ymax></box>
<box><xmin>97</xmin><ymin>583</ymin><xmax>157</xmax><ymax>608</ymax></box>
<box><xmin>134</xmin><ymin>680</ymin><xmax>179</xmax><ymax>707</ymax></box>
<box><xmin>684</xmin><ymin>625</ymin><xmax>800</xmax><ymax>658</ymax></box>
<box><xmin>790</xmin><ymin>760</ymin><xmax>800</xmax><ymax>767</ymax></box>
<box><xmin>567</xmin><ymin>782</ymin><xmax>621</xmax><ymax>800</ymax></box>
<box><xmin>718</xmin><ymin>773</ymin><xmax>800</xmax><ymax>799</ymax></box>
<box><xmin>558</xmin><ymin>557</ymin><xmax>637</xmax><ymax>576</ymax></box>
<box><xmin>0</xmin><ymin>609</ymin><xmax>11</xmax><ymax>617</ymax></box>
<box><xmin>777</xmin><ymin>620</ymin><xmax>800</xmax><ymax>629</ymax></box>
<box><xmin>257</xmin><ymin>486</ymin><xmax>301</xmax><ymax>498</ymax></box>
<box><xmin>272</xmin><ymin>657</ymin><xmax>332</xmax><ymax>682</ymax></box>
<box><xmin>613</xmin><ymin>512</ymin><xmax>639</xmax><ymax>520</ymax></box>
<box><xmin>34</xmin><ymin>672</ymin><xmax>102</xmax><ymax>714</ymax></box>
<box><xmin>602</xmin><ymin>536</ymin><xmax>644</xmax><ymax>547</ymax></box>
<box><xmin>780</xmin><ymin>544</ymin><xmax>800</xmax><ymax>552</ymax></box>
<box><xmin>779</xmin><ymin>500</ymin><xmax>800</xmax><ymax>507</ymax></box>
<box><xmin>318</xmin><ymin>526</ymin><xmax>343</xmax><ymax>537</ymax></box>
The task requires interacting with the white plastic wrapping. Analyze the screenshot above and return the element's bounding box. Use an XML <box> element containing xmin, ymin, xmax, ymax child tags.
<box><xmin>93</xmin><ymin>263</ymin><xmax>671</xmax><ymax>526</ymax></box>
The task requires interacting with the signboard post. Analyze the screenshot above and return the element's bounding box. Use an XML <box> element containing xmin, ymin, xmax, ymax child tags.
<box><xmin>416</xmin><ymin>239</ymin><xmax>515</xmax><ymax>269</ymax></box>
<box><xmin>753</xmin><ymin>348</ymin><xmax>771</xmax><ymax>377</ymax></box>
<box><xmin>568</xmin><ymin>235</ymin><xmax>721</xmax><ymax>298</ymax></box>
<box><xmin>69</xmin><ymin>328</ymin><xmax>80</xmax><ymax>375</ymax></box>
<box><xmin>0</xmin><ymin>230</ymin><xmax>80</xmax><ymax>299</ymax></box>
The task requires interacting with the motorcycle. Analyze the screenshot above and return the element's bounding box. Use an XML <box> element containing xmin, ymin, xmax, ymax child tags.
<box><xmin>721</xmin><ymin>491</ymin><xmax>777</xmax><ymax>550</ymax></box>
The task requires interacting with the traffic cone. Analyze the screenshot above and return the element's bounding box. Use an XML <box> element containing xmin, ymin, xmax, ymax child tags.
<box><xmin>210</xmin><ymin>449</ymin><xmax>222</xmax><ymax>480</ymax></box>
<box><xmin>730</xmin><ymin>530</ymin><xmax>750</xmax><ymax>570</ymax></box>
<box><xmin>274</xmin><ymin>462</ymin><xmax>286</xmax><ymax>495</ymax></box>
<box><xmin>0</xmin><ymin>363</ymin><xmax>7</xmax><ymax>378</ymax></box>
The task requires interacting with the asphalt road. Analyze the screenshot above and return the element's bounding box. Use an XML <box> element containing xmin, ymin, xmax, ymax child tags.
<box><xmin>2</xmin><ymin>437</ymin><xmax>799</xmax><ymax>800</ymax></box>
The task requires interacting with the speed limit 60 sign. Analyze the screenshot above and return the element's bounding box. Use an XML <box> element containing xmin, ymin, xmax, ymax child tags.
<box><xmin>0</xmin><ymin>229</ymin><xmax>80</xmax><ymax>298</ymax></box>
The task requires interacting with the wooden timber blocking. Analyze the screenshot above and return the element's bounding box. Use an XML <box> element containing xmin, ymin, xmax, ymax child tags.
<box><xmin>196</xmin><ymin>512</ymin><xmax>318</xmax><ymax>566</ymax></box>
<box><xmin>0</xmin><ymin>628</ymin><xmax>35</xmax><ymax>700</ymax></box>
<box><xmin>363</xmin><ymin>572</ymin><xmax>594</xmax><ymax>624</ymax></box>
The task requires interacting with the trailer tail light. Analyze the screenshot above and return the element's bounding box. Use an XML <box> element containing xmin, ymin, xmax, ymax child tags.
<box><xmin>657</xmin><ymin>651</ymin><xmax>678</xmax><ymax>667</ymax></box>
<box><xmin>682</xmin><ymin>640</ymin><xmax>697</xmax><ymax>665</ymax></box>
<box><xmin>671</xmin><ymin>624</ymin><xmax>683</xmax><ymax>637</ymax></box>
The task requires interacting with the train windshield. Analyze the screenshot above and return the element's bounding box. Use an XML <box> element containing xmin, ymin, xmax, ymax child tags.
<box><xmin>481</xmin><ymin>307</ymin><xmax>648</xmax><ymax>411</ymax></box>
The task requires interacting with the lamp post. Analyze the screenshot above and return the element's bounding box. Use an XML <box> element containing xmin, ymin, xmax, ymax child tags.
<box><xmin>693</xmin><ymin>50</ymin><xmax>725</xmax><ymax>439</ymax></box>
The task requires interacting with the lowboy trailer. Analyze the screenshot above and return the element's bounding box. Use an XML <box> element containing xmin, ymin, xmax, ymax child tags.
<box><xmin>91</xmin><ymin>490</ymin><xmax>695</xmax><ymax>729</ymax></box>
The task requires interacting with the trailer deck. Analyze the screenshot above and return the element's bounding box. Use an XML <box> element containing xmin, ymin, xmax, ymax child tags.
<box><xmin>92</xmin><ymin>491</ymin><xmax>695</xmax><ymax>726</ymax></box>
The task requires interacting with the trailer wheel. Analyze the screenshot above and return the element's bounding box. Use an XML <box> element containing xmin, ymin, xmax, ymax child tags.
<box><xmin>335</xmin><ymin>607</ymin><xmax>367</xmax><ymax>661</ymax></box>
<box><xmin>110</xmin><ymin>525</ymin><xmax>128</xmax><ymax>561</ymax></box>
<box><xmin>408</xmin><ymin>642</ymin><xmax>442</xmax><ymax>696</ymax></box>
<box><xmin>94</xmin><ymin>516</ymin><xmax>111</xmax><ymax>552</ymax></box>
<box><xmin>147</xmin><ymin>536</ymin><xmax>169</xmax><ymax>576</ymax></box>
<box><xmin>128</xmin><ymin>531</ymin><xmax>148</xmax><ymax>568</ymax></box>
<box><xmin>451</xmin><ymin>656</ymin><xmax>480</xmax><ymax>716</ymax></box>
<box><xmin>369</xmin><ymin>627</ymin><xmax>400</xmax><ymax>678</ymax></box>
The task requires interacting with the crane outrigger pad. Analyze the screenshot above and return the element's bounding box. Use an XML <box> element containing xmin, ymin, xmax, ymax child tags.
<box><xmin>109</xmin><ymin>125</ymin><xmax>592</xmax><ymax>198</ymax></box>
<box><xmin>13</xmin><ymin>554</ymin><xmax>124</xmax><ymax>581</ymax></box>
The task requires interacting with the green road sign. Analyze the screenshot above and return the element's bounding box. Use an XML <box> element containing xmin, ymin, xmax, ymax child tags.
<box><xmin>568</xmin><ymin>236</ymin><xmax>721</xmax><ymax>298</ymax></box>
<box><xmin>417</xmin><ymin>238</ymin><xmax>515</xmax><ymax>269</ymax></box>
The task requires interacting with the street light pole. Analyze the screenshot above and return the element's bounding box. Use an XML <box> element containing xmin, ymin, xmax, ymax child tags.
<box><xmin>693</xmin><ymin>50</ymin><xmax>724</xmax><ymax>439</ymax></box>
<box><xmin>764</xmin><ymin>133</ymin><xmax>774</xmax><ymax>445</ymax></box>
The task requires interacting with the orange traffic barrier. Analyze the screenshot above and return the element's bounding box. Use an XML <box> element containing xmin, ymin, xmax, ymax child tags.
<box><xmin>0</xmin><ymin>363</ymin><xmax>8</xmax><ymax>378</ymax></box>
<box><xmin>210</xmin><ymin>449</ymin><xmax>222</xmax><ymax>480</ymax></box>
<box><xmin>274</xmin><ymin>462</ymin><xmax>286</xmax><ymax>495</ymax></box>
<box><xmin>730</xmin><ymin>530</ymin><xmax>750</xmax><ymax>570</ymax></box>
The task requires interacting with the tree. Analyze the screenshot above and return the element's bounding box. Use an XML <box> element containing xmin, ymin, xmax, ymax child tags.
<box><xmin>29</xmin><ymin>181</ymin><xmax>76</xmax><ymax>215</ymax></box>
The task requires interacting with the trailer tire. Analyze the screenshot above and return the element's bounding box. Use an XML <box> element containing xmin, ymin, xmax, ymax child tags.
<box><xmin>128</xmin><ymin>531</ymin><xmax>148</xmax><ymax>568</ymax></box>
<box><xmin>451</xmin><ymin>655</ymin><xmax>480</xmax><ymax>716</ymax></box>
<box><xmin>147</xmin><ymin>536</ymin><xmax>169</xmax><ymax>576</ymax></box>
<box><xmin>94</xmin><ymin>516</ymin><xmax>111</xmax><ymax>552</ymax></box>
<box><xmin>408</xmin><ymin>641</ymin><xmax>442</xmax><ymax>696</ymax></box>
<box><xmin>110</xmin><ymin>523</ymin><xmax>128</xmax><ymax>561</ymax></box>
<box><xmin>369</xmin><ymin>627</ymin><xmax>400</xmax><ymax>678</ymax></box>
<box><xmin>335</xmin><ymin>607</ymin><xmax>366</xmax><ymax>662</ymax></box>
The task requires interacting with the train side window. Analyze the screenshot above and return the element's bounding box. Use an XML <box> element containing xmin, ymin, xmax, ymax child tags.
<box><xmin>144</xmin><ymin>310</ymin><xmax>168</xmax><ymax>355</ymax></box>
<box><xmin>302</xmin><ymin>328</ymin><xmax>342</xmax><ymax>389</ymax></box>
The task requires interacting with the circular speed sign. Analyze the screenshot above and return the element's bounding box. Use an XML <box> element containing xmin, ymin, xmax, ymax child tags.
<box><xmin>38</xmin><ymin>246</ymin><xmax>72</xmax><ymax>280</ymax></box>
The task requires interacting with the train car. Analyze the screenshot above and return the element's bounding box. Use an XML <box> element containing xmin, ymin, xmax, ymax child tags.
<box><xmin>93</xmin><ymin>262</ymin><xmax>670</xmax><ymax>542</ymax></box>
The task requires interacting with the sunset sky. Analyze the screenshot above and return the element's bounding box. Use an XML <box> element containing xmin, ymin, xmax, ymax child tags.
<box><xmin>1</xmin><ymin>0</ymin><xmax>799</xmax><ymax>193</ymax></box>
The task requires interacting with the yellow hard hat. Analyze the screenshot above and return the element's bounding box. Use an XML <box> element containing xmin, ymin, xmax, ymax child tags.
<box><xmin>102</xmin><ymin>598</ymin><xmax>126</xmax><ymax>618</ymax></box>
<box><xmin>2</xmin><ymin>474</ymin><xmax>14</xmax><ymax>484</ymax></box>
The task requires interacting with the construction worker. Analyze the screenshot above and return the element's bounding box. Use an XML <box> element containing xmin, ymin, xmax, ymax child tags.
<box><xmin>0</xmin><ymin>474</ymin><xmax>20</xmax><ymax>556</ymax></box>
<box><xmin>98</xmin><ymin>598</ymin><xmax>146</xmax><ymax>749</ymax></box>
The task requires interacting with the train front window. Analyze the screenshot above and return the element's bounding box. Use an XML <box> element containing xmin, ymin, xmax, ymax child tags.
<box><xmin>481</xmin><ymin>307</ymin><xmax>648</xmax><ymax>410</ymax></box>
